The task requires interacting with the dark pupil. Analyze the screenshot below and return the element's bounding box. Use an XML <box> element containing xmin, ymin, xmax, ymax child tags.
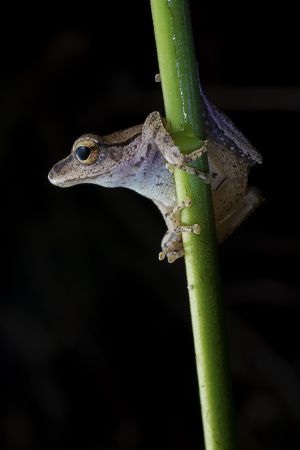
<box><xmin>76</xmin><ymin>146</ymin><xmax>91</xmax><ymax>161</ymax></box>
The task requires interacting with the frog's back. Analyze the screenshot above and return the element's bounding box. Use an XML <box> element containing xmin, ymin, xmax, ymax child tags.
<box><xmin>200</xmin><ymin>87</ymin><xmax>262</xmax><ymax>166</ymax></box>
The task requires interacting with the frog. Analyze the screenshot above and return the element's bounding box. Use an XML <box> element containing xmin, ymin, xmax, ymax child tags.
<box><xmin>48</xmin><ymin>89</ymin><xmax>262</xmax><ymax>263</ymax></box>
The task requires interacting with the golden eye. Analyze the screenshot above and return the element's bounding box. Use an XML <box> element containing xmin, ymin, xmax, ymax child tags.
<box><xmin>74</xmin><ymin>140</ymin><xmax>99</xmax><ymax>165</ymax></box>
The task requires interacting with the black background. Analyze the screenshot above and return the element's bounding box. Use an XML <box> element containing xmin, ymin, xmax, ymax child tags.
<box><xmin>1</xmin><ymin>2</ymin><xmax>299</xmax><ymax>450</ymax></box>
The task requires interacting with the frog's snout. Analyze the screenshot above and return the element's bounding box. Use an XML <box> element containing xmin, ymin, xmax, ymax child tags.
<box><xmin>48</xmin><ymin>166</ymin><xmax>64</xmax><ymax>187</ymax></box>
<box><xmin>48</xmin><ymin>155</ymin><xmax>75</xmax><ymax>187</ymax></box>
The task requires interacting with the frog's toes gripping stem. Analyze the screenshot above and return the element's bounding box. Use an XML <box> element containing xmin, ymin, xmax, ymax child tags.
<box><xmin>165</xmin><ymin>142</ymin><xmax>214</xmax><ymax>184</ymax></box>
<box><xmin>167</xmin><ymin>197</ymin><xmax>201</xmax><ymax>234</ymax></box>
<box><xmin>159</xmin><ymin>197</ymin><xmax>201</xmax><ymax>263</ymax></box>
<box><xmin>166</xmin><ymin>161</ymin><xmax>214</xmax><ymax>184</ymax></box>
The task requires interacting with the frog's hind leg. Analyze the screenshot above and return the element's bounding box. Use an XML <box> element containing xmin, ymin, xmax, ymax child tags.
<box><xmin>216</xmin><ymin>187</ymin><xmax>262</xmax><ymax>242</ymax></box>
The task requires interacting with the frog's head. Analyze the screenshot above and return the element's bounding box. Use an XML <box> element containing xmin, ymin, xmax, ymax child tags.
<box><xmin>48</xmin><ymin>134</ymin><xmax>119</xmax><ymax>188</ymax></box>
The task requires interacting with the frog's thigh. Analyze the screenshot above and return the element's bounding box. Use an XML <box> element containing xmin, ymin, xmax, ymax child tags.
<box><xmin>216</xmin><ymin>187</ymin><xmax>262</xmax><ymax>241</ymax></box>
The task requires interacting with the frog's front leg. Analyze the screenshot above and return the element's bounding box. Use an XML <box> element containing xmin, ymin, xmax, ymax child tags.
<box><xmin>142</xmin><ymin>111</ymin><xmax>213</xmax><ymax>183</ymax></box>
<box><xmin>158</xmin><ymin>198</ymin><xmax>201</xmax><ymax>263</ymax></box>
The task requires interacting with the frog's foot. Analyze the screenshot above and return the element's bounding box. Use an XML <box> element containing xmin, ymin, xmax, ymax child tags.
<box><xmin>165</xmin><ymin>197</ymin><xmax>201</xmax><ymax>234</ymax></box>
<box><xmin>159</xmin><ymin>198</ymin><xmax>201</xmax><ymax>263</ymax></box>
<box><xmin>159</xmin><ymin>231</ymin><xmax>184</xmax><ymax>263</ymax></box>
<box><xmin>165</xmin><ymin>143</ymin><xmax>214</xmax><ymax>184</ymax></box>
<box><xmin>166</xmin><ymin>158</ymin><xmax>214</xmax><ymax>184</ymax></box>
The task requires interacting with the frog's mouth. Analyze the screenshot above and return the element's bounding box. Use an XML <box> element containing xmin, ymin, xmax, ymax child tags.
<box><xmin>48</xmin><ymin>155</ymin><xmax>110</xmax><ymax>188</ymax></box>
<box><xmin>48</xmin><ymin>168</ymin><xmax>87</xmax><ymax>187</ymax></box>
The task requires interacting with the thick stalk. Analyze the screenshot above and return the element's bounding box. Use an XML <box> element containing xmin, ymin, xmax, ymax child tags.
<box><xmin>150</xmin><ymin>1</ymin><xmax>237</xmax><ymax>449</ymax></box>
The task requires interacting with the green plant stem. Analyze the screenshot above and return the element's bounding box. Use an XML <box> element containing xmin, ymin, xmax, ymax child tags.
<box><xmin>150</xmin><ymin>1</ymin><xmax>237</xmax><ymax>449</ymax></box>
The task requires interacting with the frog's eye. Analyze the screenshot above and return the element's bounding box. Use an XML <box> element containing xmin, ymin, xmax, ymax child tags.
<box><xmin>74</xmin><ymin>140</ymin><xmax>99</xmax><ymax>165</ymax></box>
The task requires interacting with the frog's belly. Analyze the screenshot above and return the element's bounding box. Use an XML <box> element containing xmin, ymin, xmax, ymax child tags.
<box><xmin>130</xmin><ymin>147</ymin><xmax>176</xmax><ymax>207</ymax></box>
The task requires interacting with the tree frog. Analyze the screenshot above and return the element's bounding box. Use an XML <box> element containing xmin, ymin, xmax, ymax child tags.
<box><xmin>48</xmin><ymin>89</ymin><xmax>262</xmax><ymax>262</ymax></box>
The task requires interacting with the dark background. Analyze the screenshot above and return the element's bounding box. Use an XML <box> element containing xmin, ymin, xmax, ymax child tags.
<box><xmin>1</xmin><ymin>2</ymin><xmax>299</xmax><ymax>450</ymax></box>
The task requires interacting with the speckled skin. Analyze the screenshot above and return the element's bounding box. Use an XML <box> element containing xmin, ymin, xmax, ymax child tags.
<box><xmin>48</xmin><ymin>95</ymin><xmax>262</xmax><ymax>261</ymax></box>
